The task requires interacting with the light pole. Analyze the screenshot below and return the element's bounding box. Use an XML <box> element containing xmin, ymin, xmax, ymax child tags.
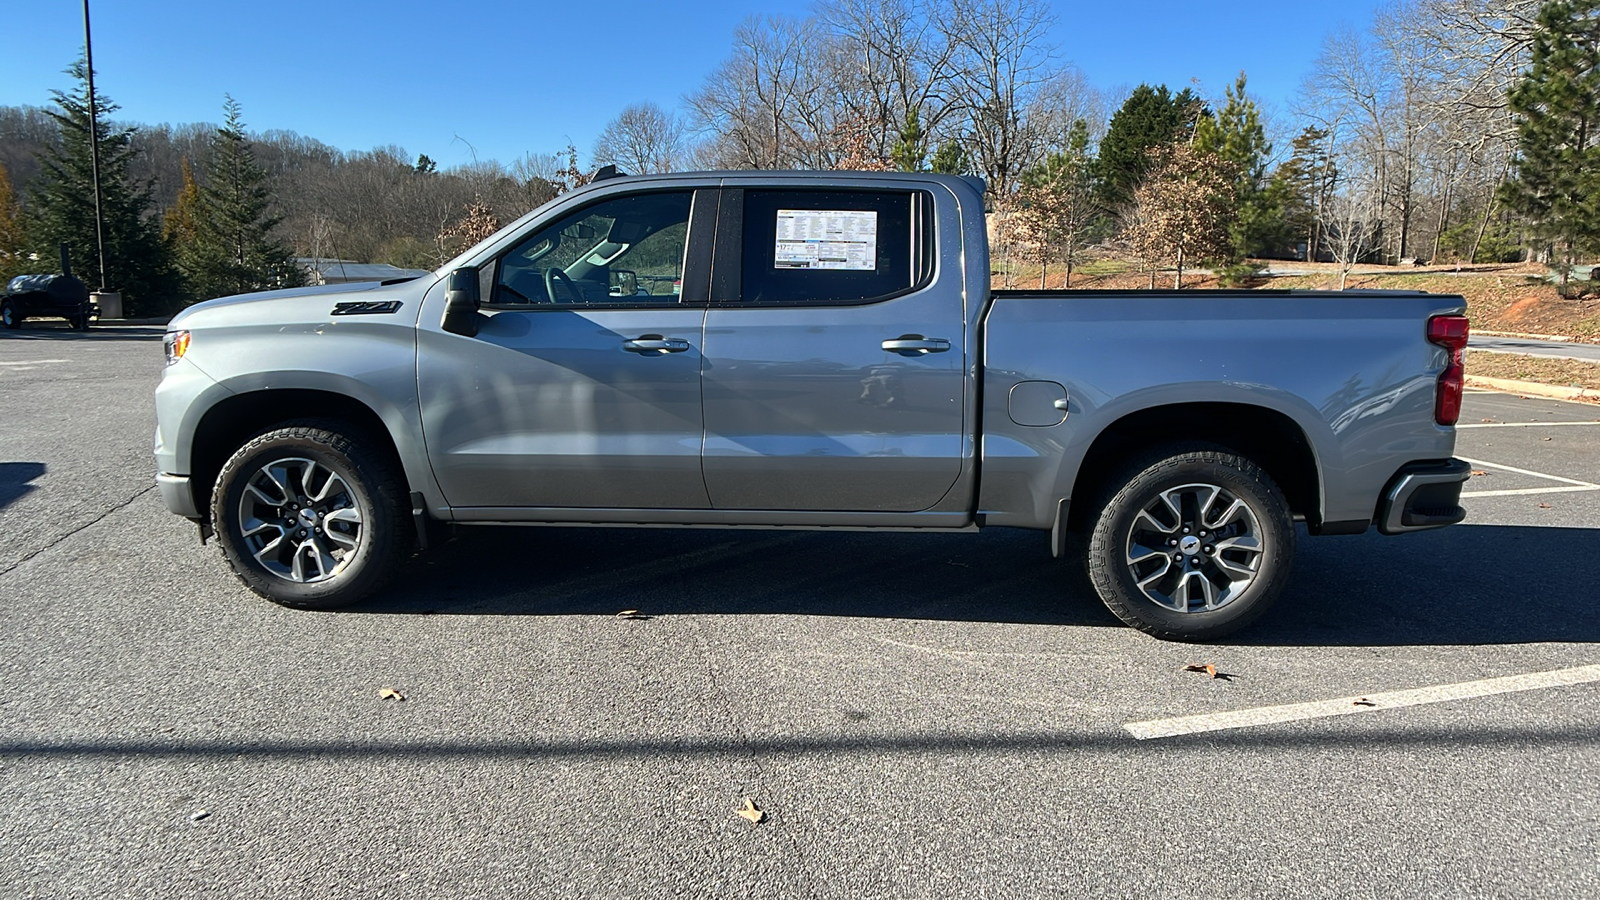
<box><xmin>82</xmin><ymin>0</ymin><xmax>107</xmax><ymax>292</ymax></box>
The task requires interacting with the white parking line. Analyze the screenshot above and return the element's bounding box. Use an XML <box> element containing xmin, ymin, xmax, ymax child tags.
<box><xmin>1461</xmin><ymin>486</ymin><xmax>1600</xmax><ymax>498</ymax></box>
<box><xmin>1125</xmin><ymin>664</ymin><xmax>1600</xmax><ymax>740</ymax></box>
<box><xmin>1457</xmin><ymin>455</ymin><xmax>1600</xmax><ymax>498</ymax></box>
<box><xmin>0</xmin><ymin>359</ymin><xmax>69</xmax><ymax>366</ymax></box>
<box><xmin>1458</xmin><ymin>421</ymin><xmax>1600</xmax><ymax>428</ymax></box>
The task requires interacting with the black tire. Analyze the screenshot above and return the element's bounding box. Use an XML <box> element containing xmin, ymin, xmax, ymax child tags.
<box><xmin>210</xmin><ymin>420</ymin><xmax>410</xmax><ymax>609</ymax></box>
<box><xmin>1</xmin><ymin>301</ymin><xmax>20</xmax><ymax>329</ymax></box>
<box><xmin>68</xmin><ymin>313</ymin><xmax>89</xmax><ymax>331</ymax></box>
<box><xmin>1083</xmin><ymin>442</ymin><xmax>1294</xmax><ymax>641</ymax></box>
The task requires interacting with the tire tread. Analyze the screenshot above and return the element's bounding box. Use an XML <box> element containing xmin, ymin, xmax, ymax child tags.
<box><xmin>1082</xmin><ymin>441</ymin><xmax>1293</xmax><ymax>641</ymax></box>
<box><xmin>209</xmin><ymin>419</ymin><xmax>410</xmax><ymax>610</ymax></box>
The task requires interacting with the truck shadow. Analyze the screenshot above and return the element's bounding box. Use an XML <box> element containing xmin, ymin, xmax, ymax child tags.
<box><xmin>0</xmin><ymin>462</ymin><xmax>46</xmax><ymax>511</ymax></box>
<box><xmin>362</xmin><ymin>522</ymin><xmax>1600</xmax><ymax>646</ymax></box>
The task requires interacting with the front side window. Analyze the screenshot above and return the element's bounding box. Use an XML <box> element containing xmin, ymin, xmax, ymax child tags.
<box><xmin>493</xmin><ymin>191</ymin><xmax>692</xmax><ymax>305</ymax></box>
<box><xmin>739</xmin><ymin>190</ymin><xmax>922</xmax><ymax>304</ymax></box>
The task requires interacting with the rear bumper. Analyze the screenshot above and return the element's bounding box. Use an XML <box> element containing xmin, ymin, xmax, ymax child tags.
<box><xmin>157</xmin><ymin>472</ymin><xmax>201</xmax><ymax>519</ymax></box>
<box><xmin>1377</xmin><ymin>458</ymin><xmax>1470</xmax><ymax>535</ymax></box>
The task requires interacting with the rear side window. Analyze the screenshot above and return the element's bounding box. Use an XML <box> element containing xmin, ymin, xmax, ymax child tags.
<box><xmin>739</xmin><ymin>190</ymin><xmax>926</xmax><ymax>304</ymax></box>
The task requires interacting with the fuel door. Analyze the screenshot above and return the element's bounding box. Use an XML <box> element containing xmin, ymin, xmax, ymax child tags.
<box><xmin>1008</xmin><ymin>380</ymin><xmax>1069</xmax><ymax>427</ymax></box>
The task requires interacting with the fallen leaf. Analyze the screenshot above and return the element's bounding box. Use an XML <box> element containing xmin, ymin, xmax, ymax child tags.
<box><xmin>736</xmin><ymin>797</ymin><xmax>765</xmax><ymax>824</ymax></box>
<box><xmin>1542</xmin><ymin>437</ymin><xmax>1553</xmax><ymax>441</ymax></box>
<box><xmin>189</xmin><ymin>809</ymin><xmax>211</xmax><ymax>822</ymax></box>
<box><xmin>1480</xmin><ymin>418</ymin><xmax>1494</xmax><ymax>423</ymax></box>
<box><xmin>380</xmin><ymin>687</ymin><xmax>406</xmax><ymax>702</ymax></box>
<box><xmin>1470</xmin><ymin>470</ymin><xmax>1488</xmax><ymax>477</ymax></box>
<box><xmin>1352</xmin><ymin>698</ymin><xmax>1377</xmax><ymax>707</ymax></box>
<box><xmin>1538</xmin><ymin>502</ymin><xmax>1553</xmax><ymax>509</ymax></box>
<box><xmin>1182</xmin><ymin>664</ymin><xmax>1219</xmax><ymax>679</ymax></box>
<box><xmin>616</xmin><ymin>610</ymin><xmax>652</xmax><ymax>620</ymax></box>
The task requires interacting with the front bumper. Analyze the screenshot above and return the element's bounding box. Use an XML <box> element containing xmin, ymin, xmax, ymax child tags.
<box><xmin>157</xmin><ymin>472</ymin><xmax>201</xmax><ymax>519</ymax></box>
<box><xmin>1377</xmin><ymin>458</ymin><xmax>1471</xmax><ymax>535</ymax></box>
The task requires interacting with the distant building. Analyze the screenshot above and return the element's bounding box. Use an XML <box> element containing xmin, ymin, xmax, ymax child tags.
<box><xmin>297</xmin><ymin>258</ymin><xmax>432</xmax><ymax>286</ymax></box>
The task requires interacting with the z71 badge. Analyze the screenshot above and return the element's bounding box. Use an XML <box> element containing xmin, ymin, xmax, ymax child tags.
<box><xmin>330</xmin><ymin>300</ymin><xmax>403</xmax><ymax>316</ymax></box>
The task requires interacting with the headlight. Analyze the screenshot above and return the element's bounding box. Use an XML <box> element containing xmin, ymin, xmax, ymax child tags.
<box><xmin>163</xmin><ymin>330</ymin><xmax>191</xmax><ymax>366</ymax></box>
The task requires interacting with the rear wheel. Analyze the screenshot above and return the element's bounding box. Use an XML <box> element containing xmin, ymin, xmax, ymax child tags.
<box><xmin>1</xmin><ymin>301</ymin><xmax>19</xmax><ymax>329</ymax></box>
<box><xmin>1083</xmin><ymin>443</ymin><xmax>1294</xmax><ymax>641</ymax></box>
<box><xmin>68</xmin><ymin>313</ymin><xmax>89</xmax><ymax>331</ymax></box>
<box><xmin>210</xmin><ymin>421</ymin><xmax>410</xmax><ymax>609</ymax></box>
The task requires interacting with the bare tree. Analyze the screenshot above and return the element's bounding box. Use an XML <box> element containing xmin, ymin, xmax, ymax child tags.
<box><xmin>1401</xmin><ymin>0</ymin><xmax>1539</xmax><ymax>261</ymax></box>
<box><xmin>593</xmin><ymin>102</ymin><xmax>686</xmax><ymax>174</ymax></box>
<box><xmin>1322</xmin><ymin>163</ymin><xmax>1385</xmax><ymax>289</ymax></box>
<box><xmin>687</xmin><ymin>16</ymin><xmax>835</xmax><ymax>169</ymax></box>
<box><xmin>942</xmin><ymin>0</ymin><xmax>1058</xmax><ymax>197</ymax></box>
<box><xmin>816</xmin><ymin>0</ymin><xmax>964</xmax><ymax>161</ymax></box>
<box><xmin>1029</xmin><ymin>66</ymin><xmax>1110</xmax><ymax>152</ymax></box>
<box><xmin>1013</xmin><ymin>119</ymin><xmax>1095</xmax><ymax>286</ymax></box>
<box><xmin>1124</xmin><ymin>144</ymin><xmax>1237</xmax><ymax>289</ymax></box>
<box><xmin>438</xmin><ymin>199</ymin><xmax>501</xmax><ymax>259</ymax></box>
<box><xmin>1372</xmin><ymin>4</ymin><xmax>1433</xmax><ymax>262</ymax></box>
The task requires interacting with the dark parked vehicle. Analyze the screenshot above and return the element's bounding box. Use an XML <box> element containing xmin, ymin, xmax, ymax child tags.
<box><xmin>2</xmin><ymin>274</ymin><xmax>94</xmax><ymax>330</ymax></box>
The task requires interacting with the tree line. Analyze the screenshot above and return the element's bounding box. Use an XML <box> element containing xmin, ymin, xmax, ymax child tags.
<box><xmin>1</xmin><ymin>0</ymin><xmax>1596</xmax><ymax>314</ymax></box>
<box><xmin>0</xmin><ymin>75</ymin><xmax>582</xmax><ymax>316</ymax></box>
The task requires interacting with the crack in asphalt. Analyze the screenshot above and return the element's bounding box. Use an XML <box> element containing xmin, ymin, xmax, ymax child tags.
<box><xmin>0</xmin><ymin>484</ymin><xmax>158</xmax><ymax>579</ymax></box>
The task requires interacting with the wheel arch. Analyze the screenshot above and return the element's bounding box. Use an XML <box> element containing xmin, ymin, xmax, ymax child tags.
<box><xmin>1066</xmin><ymin>401</ymin><xmax>1325</xmax><ymax>532</ymax></box>
<box><xmin>189</xmin><ymin>389</ymin><xmax>412</xmax><ymax>519</ymax></box>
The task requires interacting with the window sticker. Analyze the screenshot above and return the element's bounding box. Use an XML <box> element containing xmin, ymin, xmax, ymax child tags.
<box><xmin>774</xmin><ymin>209</ymin><xmax>877</xmax><ymax>271</ymax></box>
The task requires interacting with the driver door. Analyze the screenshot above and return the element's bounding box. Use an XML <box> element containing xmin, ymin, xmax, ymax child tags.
<box><xmin>417</xmin><ymin>188</ymin><xmax>715</xmax><ymax>511</ymax></box>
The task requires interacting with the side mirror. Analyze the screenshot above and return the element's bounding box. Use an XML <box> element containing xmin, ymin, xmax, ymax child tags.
<box><xmin>441</xmin><ymin>267</ymin><xmax>480</xmax><ymax>337</ymax></box>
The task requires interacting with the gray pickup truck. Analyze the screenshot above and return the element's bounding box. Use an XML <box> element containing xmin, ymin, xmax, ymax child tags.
<box><xmin>154</xmin><ymin>171</ymin><xmax>1471</xmax><ymax>640</ymax></box>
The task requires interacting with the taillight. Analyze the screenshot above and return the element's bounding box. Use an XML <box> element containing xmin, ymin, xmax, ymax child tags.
<box><xmin>1427</xmin><ymin>315</ymin><xmax>1469</xmax><ymax>426</ymax></box>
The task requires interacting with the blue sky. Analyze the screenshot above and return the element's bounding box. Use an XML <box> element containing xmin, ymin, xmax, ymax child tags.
<box><xmin>1</xmin><ymin>1</ymin><xmax>1389</xmax><ymax>169</ymax></box>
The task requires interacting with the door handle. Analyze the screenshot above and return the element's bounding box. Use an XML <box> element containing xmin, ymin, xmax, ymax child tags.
<box><xmin>881</xmin><ymin>336</ymin><xmax>951</xmax><ymax>355</ymax></box>
<box><xmin>623</xmin><ymin>337</ymin><xmax>690</xmax><ymax>354</ymax></box>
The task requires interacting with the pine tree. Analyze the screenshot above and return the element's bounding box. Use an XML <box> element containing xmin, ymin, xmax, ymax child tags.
<box><xmin>892</xmin><ymin>108</ymin><xmax>929</xmax><ymax>172</ymax></box>
<box><xmin>1275</xmin><ymin>127</ymin><xmax>1339</xmax><ymax>261</ymax></box>
<box><xmin>0</xmin><ymin>163</ymin><xmax>29</xmax><ymax>284</ymax></box>
<box><xmin>1500</xmin><ymin>0</ymin><xmax>1600</xmax><ymax>296</ymax></box>
<box><xmin>186</xmin><ymin>96</ymin><xmax>304</xmax><ymax>300</ymax></box>
<box><xmin>25</xmin><ymin>60</ymin><xmax>181</xmax><ymax>316</ymax></box>
<box><xmin>1095</xmin><ymin>84</ymin><xmax>1205</xmax><ymax>215</ymax></box>
<box><xmin>1193</xmin><ymin>73</ymin><xmax>1283</xmax><ymax>262</ymax></box>
<box><xmin>930</xmin><ymin>140</ymin><xmax>968</xmax><ymax>176</ymax></box>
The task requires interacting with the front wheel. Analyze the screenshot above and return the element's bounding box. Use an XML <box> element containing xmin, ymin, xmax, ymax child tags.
<box><xmin>210</xmin><ymin>421</ymin><xmax>410</xmax><ymax>609</ymax></box>
<box><xmin>1083</xmin><ymin>443</ymin><xmax>1294</xmax><ymax>641</ymax></box>
<box><xmin>1</xmin><ymin>301</ymin><xmax>20</xmax><ymax>329</ymax></box>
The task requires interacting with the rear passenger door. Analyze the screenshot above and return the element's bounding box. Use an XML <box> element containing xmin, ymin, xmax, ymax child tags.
<box><xmin>699</xmin><ymin>186</ymin><xmax>966</xmax><ymax>512</ymax></box>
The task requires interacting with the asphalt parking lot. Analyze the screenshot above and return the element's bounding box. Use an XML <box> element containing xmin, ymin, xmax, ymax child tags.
<box><xmin>2</xmin><ymin>324</ymin><xmax>1596</xmax><ymax>899</ymax></box>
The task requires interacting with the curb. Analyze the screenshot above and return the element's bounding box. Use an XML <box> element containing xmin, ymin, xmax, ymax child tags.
<box><xmin>1466</xmin><ymin>374</ymin><xmax>1599</xmax><ymax>404</ymax></box>
<box><xmin>1474</xmin><ymin>329</ymin><xmax>1600</xmax><ymax>345</ymax></box>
